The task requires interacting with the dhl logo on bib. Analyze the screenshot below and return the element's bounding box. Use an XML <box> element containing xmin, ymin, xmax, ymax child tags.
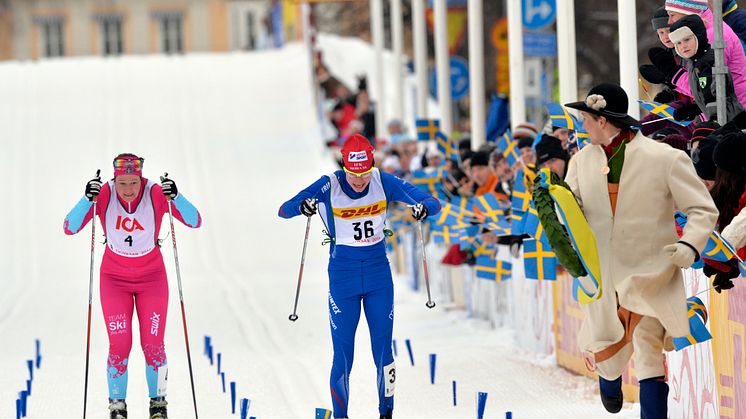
<box><xmin>333</xmin><ymin>200</ymin><xmax>387</xmax><ymax>219</ymax></box>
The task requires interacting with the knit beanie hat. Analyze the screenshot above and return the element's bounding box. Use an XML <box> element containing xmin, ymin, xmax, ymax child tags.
<box><xmin>690</xmin><ymin>120</ymin><xmax>720</xmax><ymax>145</ymax></box>
<box><xmin>113</xmin><ymin>154</ymin><xmax>144</xmax><ymax>177</ymax></box>
<box><xmin>535</xmin><ymin>135</ymin><xmax>569</xmax><ymax>167</ymax></box>
<box><xmin>652</xmin><ymin>7</ymin><xmax>670</xmax><ymax>30</ymax></box>
<box><xmin>470</xmin><ymin>151</ymin><xmax>491</xmax><ymax>167</ymax></box>
<box><xmin>692</xmin><ymin>137</ymin><xmax>718</xmax><ymax>180</ymax></box>
<box><xmin>669</xmin><ymin>14</ymin><xmax>710</xmax><ymax>58</ymax></box>
<box><xmin>713</xmin><ymin>131</ymin><xmax>746</xmax><ymax>175</ymax></box>
<box><xmin>517</xmin><ymin>136</ymin><xmax>534</xmax><ymax>150</ymax></box>
<box><xmin>665</xmin><ymin>0</ymin><xmax>708</xmax><ymax>15</ymax></box>
<box><xmin>513</xmin><ymin>123</ymin><xmax>539</xmax><ymax>140</ymax></box>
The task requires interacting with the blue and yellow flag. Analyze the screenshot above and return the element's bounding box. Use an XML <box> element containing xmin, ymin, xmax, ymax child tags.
<box><xmin>435</xmin><ymin>196</ymin><xmax>473</xmax><ymax>227</ymax></box>
<box><xmin>416</xmin><ymin>119</ymin><xmax>441</xmax><ymax>141</ymax></box>
<box><xmin>673</xmin><ymin>296</ymin><xmax>712</xmax><ymax>351</ymax></box>
<box><xmin>482</xmin><ymin>219</ymin><xmax>511</xmax><ymax>236</ymax></box>
<box><xmin>431</xmin><ymin>223</ymin><xmax>461</xmax><ymax>245</ymax></box>
<box><xmin>316</xmin><ymin>408</ymin><xmax>333</xmax><ymax>419</ymax></box>
<box><xmin>476</xmin><ymin>255</ymin><xmax>512</xmax><ymax>281</ymax></box>
<box><xmin>523</xmin><ymin>238</ymin><xmax>557</xmax><ymax>281</ymax></box>
<box><xmin>435</xmin><ymin>131</ymin><xmax>460</xmax><ymax>162</ymax></box>
<box><xmin>459</xmin><ymin>225</ymin><xmax>481</xmax><ymax>251</ymax></box>
<box><xmin>674</xmin><ymin>211</ymin><xmax>745</xmax><ymax>276</ymax></box>
<box><xmin>639</xmin><ymin>100</ymin><xmax>693</xmax><ymax>127</ymax></box>
<box><xmin>511</xmin><ymin>168</ymin><xmax>533</xmax><ymax>213</ymax></box>
<box><xmin>472</xmin><ymin>237</ymin><xmax>496</xmax><ymax>257</ymax></box>
<box><xmin>411</xmin><ymin>169</ymin><xmax>444</xmax><ymax>196</ymax></box>
<box><xmin>511</xmin><ymin>210</ymin><xmax>527</xmax><ymax>236</ymax></box>
<box><xmin>474</xmin><ymin>192</ymin><xmax>508</xmax><ymax>222</ymax></box>
<box><xmin>522</xmin><ymin>200</ymin><xmax>549</xmax><ymax>244</ymax></box>
<box><xmin>575</xmin><ymin>127</ymin><xmax>591</xmax><ymax>149</ymax></box>
<box><xmin>497</xmin><ymin>130</ymin><xmax>520</xmax><ymax>167</ymax></box>
<box><xmin>546</xmin><ymin>103</ymin><xmax>580</xmax><ymax>131</ymax></box>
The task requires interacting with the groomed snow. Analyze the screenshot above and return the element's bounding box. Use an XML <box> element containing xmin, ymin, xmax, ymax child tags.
<box><xmin>0</xmin><ymin>39</ymin><xmax>638</xmax><ymax>418</ymax></box>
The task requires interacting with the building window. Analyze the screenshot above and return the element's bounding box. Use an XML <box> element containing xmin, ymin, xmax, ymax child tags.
<box><xmin>153</xmin><ymin>11</ymin><xmax>183</xmax><ymax>54</ymax></box>
<box><xmin>33</xmin><ymin>16</ymin><xmax>65</xmax><ymax>57</ymax></box>
<box><xmin>96</xmin><ymin>14</ymin><xmax>123</xmax><ymax>56</ymax></box>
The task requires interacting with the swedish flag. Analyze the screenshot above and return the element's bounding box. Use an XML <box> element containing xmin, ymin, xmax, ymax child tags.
<box><xmin>511</xmin><ymin>210</ymin><xmax>527</xmax><ymax>236</ymax></box>
<box><xmin>476</xmin><ymin>255</ymin><xmax>512</xmax><ymax>281</ymax></box>
<box><xmin>482</xmin><ymin>219</ymin><xmax>511</xmax><ymax>236</ymax></box>
<box><xmin>435</xmin><ymin>196</ymin><xmax>473</xmax><ymax>227</ymax></box>
<box><xmin>474</xmin><ymin>192</ymin><xmax>508</xmax><ymax>222</ymax></box>
<box><xmin>435</xmin><ymin>131</ymin><xmax>460</xmax><ymax>162</ymax></box>
<box><xmin>639</xmin><ymin>100</ymin><xmax>693</xmax><ymax>127</ymax></box>
<box><xmin>673</xmin><ymin>296</ymin><xmax>712</xmax><ymax>351</ymax></box>
<box><xmin>472</xmin><ymin>237</ymin><xmax>496</xmax><ymax>257</ymax></box>
<box><xmin>522</xmin><ymin>200</ymin><xmax>548</xmax><ymax>243</ymax></box>
<box><xmin>546</xmin><ymin>103</ymin><xmax>579</xmax><ymax>131</ymax></box>
<box><xmin>411</xmin><ymin>169</ymin><xmax>444</xmax><ymax>195</ymax></box>
<box><xmin>416</xmin><ymin>119</ymin><xmax>441</xmax><ymax>141</ymax></box>
<box><xmin>511</xmin><ymin>168</ymin><xmax>532</xmax><ymax>213</ymax></box>
<box><xmin>431</xmin><ymin>223</ymin><xmax>461</xmax><ymax>245</ymax></box>
<box><xmin>523</xmin><ymin>238</ymin><xmax>557</xmax><ymax>281</ymax></box>
<box><xmin>497</xmin><ymin>130</ymin><xmax>520</xmax><ymax>167</ymax></box>
<box><xmin>575</xmin><ymin>127</ymin><xmax>591</xmax><ymax>149</ymax></box>
<box><xmin>459</xmin><ymin>225</ymin><xmax>481</xmax><ymax>251</ymax></box>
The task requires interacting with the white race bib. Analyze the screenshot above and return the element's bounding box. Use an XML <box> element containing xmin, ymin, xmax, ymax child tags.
<box><xmin>329</xmin><ymin>169</ymin><xmax>388</xmax><ymax>247</ymax></box>
<box><xmin>105</xmin><ymin>180</ymin><xmax>157</xmax><ymax>257</ymax></box>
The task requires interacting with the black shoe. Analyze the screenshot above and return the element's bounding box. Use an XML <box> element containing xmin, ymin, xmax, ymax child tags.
<box><xmin>149</xmin><ymin>397</ymin><xmax>168</xmax><ymax>419</ymax></box>
<box><xmin>108</xmin><ymin>399</ymin><xmax>127</xmax><ymax>419</ymax></box>
<box><xmin>599</xmin><ymin>376</ymin><xmax>623</xmax><ymax>413</ymax></box>
<box><xmin>380</xmin><ymin>411</ymin><xmax>393</xmax><ymax>419</ymax></box>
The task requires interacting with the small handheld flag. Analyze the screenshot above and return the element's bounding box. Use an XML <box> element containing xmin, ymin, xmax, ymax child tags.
<box><xmin>673</xmin><ymin>296</ymin><xmax>712</xmax><ymax>350</ymax></box>
<box><xmin>416</xmin><ymin>119</ymin><xmax>441</xmax><ymax>141</ymax></box>
<box><xmin>639</xmin><ymin>100</ymin><xmax>693</xmax><ymax>127</ymax></box>
<box><xmin>315</xmin><ymin>408</ymin><xmax>333</xmax><ymax>418</ymax></box>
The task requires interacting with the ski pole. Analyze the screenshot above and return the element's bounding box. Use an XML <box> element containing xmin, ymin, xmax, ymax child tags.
<box><xmin>162</xmin><ymin>173</ymin><xmax>199</xmax><ymax>419</ymax></box>
<box><xmin>289</xmin><ymin>215</ymin><xmax>313</xmax><ymax>322</ymax></box>
<box><xmin>82</xmin><ymin>169</ymin><xmax>99</xmax><ymax>419</ymax></box>
<box><xmin>416</xmin><ymin>220</ymin><xmax>436</xmax><ymax>309</ymax></box>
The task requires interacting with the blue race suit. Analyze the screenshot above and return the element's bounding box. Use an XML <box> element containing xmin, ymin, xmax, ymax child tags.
<box><xmin>279</xmin><ymin>169</ymin><xmax>440</xmax><ymax>418</ymax></box>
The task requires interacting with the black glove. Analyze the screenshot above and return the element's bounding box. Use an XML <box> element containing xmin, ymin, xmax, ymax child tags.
<box><xmin>639</xmin><ymin>64</ymin><xmax>667</xmax><ymax>85</ymax></box>
<box><xmin>160</xmin><ymin>176</ymin><xmax>178</xmax><ymax>199</ymax></box>
<box><xmin>704</xmin><ymin>260</ymin><xmax>740</xmax><ymax>293</ymax></box>
<box><xmin>649</xmin><ymin>47</ymin><xmax>682</xmax><ymax>82</ymax></box>
<box><xmin>673</xmin><ymin>103</ymin><xmax>702</xmax><ymax>122</ymax></box>
<box><xmin>411</xmin><ymin>203</ymin><xmax>428</xmax><ymax>221</ymax></box>
<box><xmin>85</xmin><ymin>172</ymin><xmax>102</xmax><ymax>201</ymax></box>
<box><xmin>357</xmin><ymin>75</ymin><xmax>368</xmax><ymax>92</ymax></box>
<box><xmin>300</xmin><ymin>198</ymin><xmax>317</xmax><ymax>217</ymax></box>
<box><xmin>653</xmin><ymin>89</ymin><xmax>676</xmax><ymax>104</ymax></box>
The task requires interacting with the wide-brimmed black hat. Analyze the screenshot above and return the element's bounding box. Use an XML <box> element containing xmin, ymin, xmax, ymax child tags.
<box><xmin>565</xmin><ymin>83</ymin><xmax>640</xmax><ymax>129</ymax></box>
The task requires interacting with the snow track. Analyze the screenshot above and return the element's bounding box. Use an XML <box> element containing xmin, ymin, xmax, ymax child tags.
<box><xmin>1</xmin><ymin>40</ymin><xmax>637</xmax><ymax>418</ymax></box>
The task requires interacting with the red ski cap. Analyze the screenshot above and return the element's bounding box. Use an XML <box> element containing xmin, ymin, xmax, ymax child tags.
<box><xmin>341</xmin><ymin>134</ymin><xmax>375</xmax><ymax>175</ymax></box>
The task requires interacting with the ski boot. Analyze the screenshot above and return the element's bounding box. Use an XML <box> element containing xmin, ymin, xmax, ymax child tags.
<box><xmin>599</xmin><ymin>376</ymin><xmax>623</xmax><ymax>414</ymax></box>
<box><xmin>108</xmin><ymin>399</ymin><xmax>127</xmax><ymax>419</ymax></box>
<box><xmin>149</xmin><ymin>397</ymin><xmax>168</xmax><ymax>419</ymax></box>
<box><xmin>380</xmin><ymin>410</ymin><xmax>393</xmax><ymax>419</ymax></box>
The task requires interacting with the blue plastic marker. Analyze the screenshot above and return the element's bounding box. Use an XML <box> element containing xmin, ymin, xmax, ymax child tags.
<box><xmin>209</xmin><ymin>345</ymin><xmax>214</xmax><ymax>366</ymax></box>
<box><xmin>230</xmin><ymin>381</ymin><xmax>237</xmax><ymax>414</ymax></box>
<box><xmin>204</xmin><ymin>335</ymin><xmax>211</xmax><ymax>356</ymax></box>
<box><xmin>240</xmin><ymin>398</ymin><xmax>250</xmax><ymax>419</ymax></box>
<box><xmin>392</xmin><ymin>339</ymin><xmax>398</xmax><ymax>357</ymax></box>
<box><xmin>26</xmin><ymin>379</ymin><xmax>32</xmax><ymax>396</ymax></box>
<box><xmin>35</xmin><ymin>339</ymin><xmax>41</xmax><ymax>369</ymax></box>
<box><xmin>405</xmin><ymin>339</ymin><xmax>414</xmax><ymax>366</ymax></box>
<box><xmin>506</xmin><ymin>412</ymin><xmax>512</xmax><ymax>419</ymax></box>
<box><xmin>221</xmin><ymin>372</ymin><xmax>226</xmax><ymax>393</ymax></box>
<box><xmin>452</xmin><ymin>380</ymin><xmax>457</xmax><ymax>406</ymax></box>
<box><xmin>19</xmin><ymin>390</ymin><xmax>27</xmax><ymax>417</ymax></box>
<box><xmin>16</xmin><ymin>398</ymin><xmax>21</xmax><ymax>419</ymax></box>
<box><xmin>27</xmin><ymin>360</ymin><xmax>33</xmax><ymax>381</ymax></box>
<box><xmin>315</xmin><ymin>408</ymin><xmax>333</xmax><ymax>418</ymax></box>
<box><xmin>429</xmin><ymin>354</ymin><xmax>437</xmax><ymax>384</ymax></box>
<box><xmin>217</xmin><ymin>353</ymin><xmax>222</xmax><ymax>375</ymax></box>
<box><xmin>477</xmin><ymin>392</ymin><xmax>488</xmax><ymax>419</ymax></box>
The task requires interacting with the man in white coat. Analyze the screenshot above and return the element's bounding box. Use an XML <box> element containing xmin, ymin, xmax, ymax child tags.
<box><xmin>564</xmin><ymin>83</ymin><xmax>718</xmax><ymax>418</ymax></box>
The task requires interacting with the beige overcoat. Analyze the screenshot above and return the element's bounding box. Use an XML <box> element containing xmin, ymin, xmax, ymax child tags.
<box><xmin>564</xmin><ymin>132</ymin><xmax>718</xmax><ymax>354</ymax></box>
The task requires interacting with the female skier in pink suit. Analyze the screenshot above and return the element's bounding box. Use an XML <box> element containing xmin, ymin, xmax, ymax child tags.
<box><xmin>63</xmin><ymin>154</ymin><xmax>201</xmax><ymax>419</ymax></box>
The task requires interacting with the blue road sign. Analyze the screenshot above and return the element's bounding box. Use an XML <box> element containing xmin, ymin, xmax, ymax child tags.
<box><xmin>523</xmin><ymin>0</ymin><xmax>556</xmax><ymax>31</ymax></box>
<box><xmin>430</xmin><ymin>56</ymin><xmax>470</xmax><ymax>100</ymax></box>
<box><xmin>523</xmin><ymin>32</ymin><xmax>557</xmax><ymax>57</ymax></box>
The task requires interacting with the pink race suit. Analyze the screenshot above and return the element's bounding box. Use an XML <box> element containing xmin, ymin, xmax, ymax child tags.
<box><xmin>64</xmin><ymin>178</ymin><xmax>201</xmax><ymax>399</ymax></box>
